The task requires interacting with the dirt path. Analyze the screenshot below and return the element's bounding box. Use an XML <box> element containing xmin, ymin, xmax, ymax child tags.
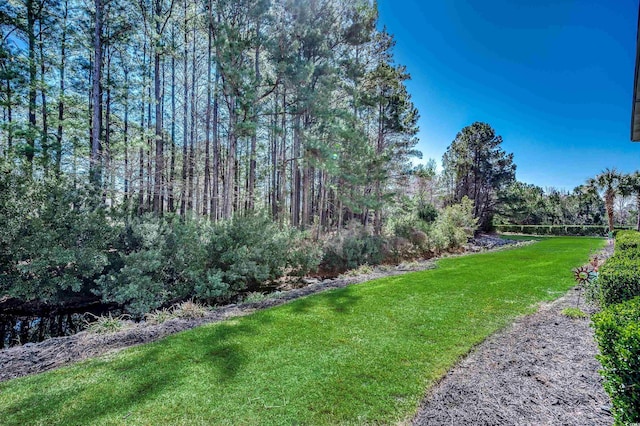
<box><xmin>412</xmin><ymin>287</ymin><xmax>613</xmax><ymax>426</ymax></box>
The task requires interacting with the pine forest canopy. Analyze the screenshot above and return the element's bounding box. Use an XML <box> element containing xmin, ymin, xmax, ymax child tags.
<box><xmin>442</xmin><ymin>122</ymin><xmax>516</xmax><ymax>230</ymax></box>
<box><xmin>0</xmin><ymin>0</ymin><xmax>420</xmax><ymax>230</ymax></box>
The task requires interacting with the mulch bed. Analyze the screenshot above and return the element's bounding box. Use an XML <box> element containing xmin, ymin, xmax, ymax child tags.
<box><xmin>413</xmin><ymin>270</ymin><xmax>613</xmax><ymax>425</ymax></box>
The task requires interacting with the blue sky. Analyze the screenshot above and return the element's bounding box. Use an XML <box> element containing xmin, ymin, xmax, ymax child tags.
<box><xmin>377</xmin><ymin>0</ymin><xmax>640</xmax><ymax>191</ymax></box>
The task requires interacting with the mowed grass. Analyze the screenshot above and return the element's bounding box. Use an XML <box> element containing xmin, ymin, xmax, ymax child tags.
<box><xmin>0</xmin><ymin>237</ymin><xmax>602</xmax><ymax>425</ymax></box>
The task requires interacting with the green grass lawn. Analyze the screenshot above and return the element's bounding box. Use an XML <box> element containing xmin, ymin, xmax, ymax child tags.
<box><xmin>0</xmin><ymin>237</ymin><xmax>603</xmax><ymax>425</ymax></box>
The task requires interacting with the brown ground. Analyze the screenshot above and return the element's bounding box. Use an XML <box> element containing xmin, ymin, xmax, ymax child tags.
<box><xmin>412</xmin><ymin>287</ymin><xmax>613</xmax><ymax>426</ymax></box>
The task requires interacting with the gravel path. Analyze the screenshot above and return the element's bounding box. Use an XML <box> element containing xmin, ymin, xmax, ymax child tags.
<box><xmin>412</xmin><ymin>287</ymin><xmax>613</xmax><ymax>426</ymax></box>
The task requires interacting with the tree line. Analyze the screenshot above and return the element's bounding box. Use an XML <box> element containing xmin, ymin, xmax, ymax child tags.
<box><xmin>0</xmin><ymin>0</ymin><xmax>419</xmax><ymax>231</ymax></box>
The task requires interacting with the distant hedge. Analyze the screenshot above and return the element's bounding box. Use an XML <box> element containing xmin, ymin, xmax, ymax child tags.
<box><xmin>495</xmin><ymin>224</ymin><xmax>633</xmax><ymax>237</ymax></box>
<box><xmin>593</xmin><ymin>296</ymin><xmax>640</xmax><ymax>425</ymax></box>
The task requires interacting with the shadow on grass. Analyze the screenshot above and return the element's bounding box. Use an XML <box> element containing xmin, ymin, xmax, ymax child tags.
<box><xmin>289</xmin><ymin>285</ymin><xmax>362</xmax><ymax>315</ymax></box>
<box><xmin>3</xmin><ymin>344</ymin><xmax>183</xmax><ymax>425</ymax></box>
<box><xmin>2</xmin><ymin>316</ymin><xmax>270</xmax><ymax>425</ymax></box>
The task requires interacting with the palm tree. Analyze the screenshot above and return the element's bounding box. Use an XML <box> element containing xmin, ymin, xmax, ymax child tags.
<box><xmin>586</xmin><ymin>168</ymin><xmax>621</xmax><ymax>233</ymax></box>
<box><xmin>620</xmin><ymin>171</ymin><xmax>640</xmax><ymax>231</ymax></box>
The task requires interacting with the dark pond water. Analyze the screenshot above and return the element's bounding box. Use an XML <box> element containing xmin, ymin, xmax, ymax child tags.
<box><xmin>0</xmin><ymin>303</ymin><xmax>118</xmax><ymax>349</ymax></box>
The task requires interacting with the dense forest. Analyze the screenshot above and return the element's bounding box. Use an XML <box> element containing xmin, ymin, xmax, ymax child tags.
<box><xmin>0</xmin><ymin>0</ymin><xmax>446</xmax><ymax>346</ymax></box>
<box><xmin>0</xmin><ymin>0</ymin><xmax>419</xmax><ymax>229</ymax></box>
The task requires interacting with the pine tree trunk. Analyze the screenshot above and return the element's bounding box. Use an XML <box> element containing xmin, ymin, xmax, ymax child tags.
<box><xmin>270</xmin><ymin>95</ymin><xmax>277</xmax><ymax>219</ymax></box>
<box><xmin>55</xmin><ymin>0</ymin><xmax>68</xmax><ymax>176</ymax></box>
<box><xmin>90</xmin><ymin>0</ymin><xmax>103</xmax><ymax>185</ymax></box>
<box><xmin>188</xmin><ymin>24</ymin><xmax>196</xmax><ymax>213</ymax></box>
<box><xmin>138</xmin><ymin>42</ymin><xmax>147</xmax><ymax>215</ymax></box>
<box><xmin>223</xmin><ymin>97</ymin><xmax>237</xmax><ymax>219</ymax></box>
<box><xmin>247</xmin><ymin>22</ymin><xmax>261</xmax><ymax>212</ymax></box>
<box><xmin>5</xmin><ymin>78</ymin><xmax>12</xmax><ymax>153</ymax></box>
<box><xmin>180</xmin><ymin>0</ymin><xmax>188</xmax><ymax>218</ymax></box>
<box><xmin>203</xmin><ymin>18</ymin><xmax>213</xmax><ymax>217</ymax></box>
<box><xmin>211</xmin><ymin>70</ymin><xmax>220</xmax><ymax>221</ymax></box>
<box><xmin>278</xmin><ymin>89</ymin><xmax>287</xmax><ymax>224</ymax></box>
<box><xmin>39</xmin><ymin>20</ymin><xmax>49</xmax><ymax>174</ymax></box>
<box><xmin>104</xmin><ymin>49</ymin><xmax>112</xmax><ymax>202</ymax></box>
<box><xmin>292</xmin><ymin>114</ymin><xmax>301</xmax><ymax>227</ymax></box>
<box><xmin>146</xmin><ymin>62</ymin><xmax>153</xmax><ymax>211</ymax></box>
<box><xmin>152</xmin><ymin>0</ymin><xmax>164</xmax><ymax>215</ymax></box>
<box><xmin>26</xmin><ymin>0</ymin><xmax>37</xmax><ymax>175</ymax></box>
<box><xmin>168</xmin><ymin>28</ymin><xmax>177</xmax><ymax>213</ymax></box>
<box><xmin>123</xmin><ymin>66</ymin><xmax>129</xmax><ymax>202</ymax></box>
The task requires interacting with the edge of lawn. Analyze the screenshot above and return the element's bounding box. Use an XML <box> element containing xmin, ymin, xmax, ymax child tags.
<box><xmin>0</xmin><ymin>236</ymin><xmax>605</xmax><ymax>426</ymax></box>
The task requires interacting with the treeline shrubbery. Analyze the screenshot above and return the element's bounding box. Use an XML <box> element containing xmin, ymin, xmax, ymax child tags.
<box><xmin>0</xmin><ymin>169</ymin><xmax>479</xmax><ymax>316</ymax></box>
<box><xmin>322</xmin><ymin>197</ymin><xmax>477</xmax><ymax>271</ymax></box>
<box><xmin>98</xmin><ymin>215</ymin><xmax>322</xmax><ymax>315</ymax></box>
<box><xmin>495</xmin><ymin>224</ymin><xmax>631</xmax><ymax>237</ymax></box>
<box><xmin>592</xmin><ymin>230</ymin><xmax>640</xmax><ymax>424</ymax></box>
<box><xmin>0</xmin><ymin>172</ymin><xmax>115</xmax><ymax>303</ymax></box>
<box><xmin>318</xmin><ymin>198</ymin><xmax>477</xmax><ymax>274</ymax></box>
<box><xmin>0</xmin><ymin>172</ymin><xmax>322</xmax><ymax>315</ymax></box>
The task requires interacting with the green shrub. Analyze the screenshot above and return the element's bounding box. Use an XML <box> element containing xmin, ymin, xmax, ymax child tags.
<box><xmin>97</xmin><ymin>216</ymin><xmax>221</xmax><ymax>315</ymax></box>
<box><xmin>615</xmin><ymin>230</ymin><xmax>640</xmax><ymax>253</ymax></box>
<box><xmin>593</xmin><ymin>231</ymin><xmax>640</xmax><ymax>307</ymax></box>
<box><xmin>99</xmin><ymin>214</ymin><xmax>321</xmax><ymax>315</ymax></box>
<box><xmin>417</xmin><ymin>203</ymin><xmax>438</xmax><ymax>224</ymax></box>
<box><xmin>207</xmin><ymin>215</ymin><xmax>322</xmax><ymax>293</ymax></box>
<box><xmin>321</xmin><ymin>222</ymin><xmax>384</xmax><ymax>273</ymax></box>
<box><xmin>596</xmin><ymin>256</ymin><xmax>640</xmax><ymax>307</ymax></box>
<box><xmin>592</xmin><ymin>296</ymin><xmax>640</xmax><ymax>425</ymax></box>
<box><xmin>0</xmin><ymin>173</ymin><xmax>116</xmax><ymax>304</ymax></box>
<box><xmin>431</xmin><ymin>197</ymin><xmax>477</xmax><ymax>251</ymax></box>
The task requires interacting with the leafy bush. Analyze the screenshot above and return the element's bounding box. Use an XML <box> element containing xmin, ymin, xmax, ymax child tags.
<box><xmin>0</xmin><ymin>172</ymin><xmax>116</xmax><ymax>304</ymax></box>
<box><xmin>615</xmin><ymin>230</ymin><xmax>640</xmax><ymax>254</ymax></box>
<box><xmin>98</xmin><ymin>214</ymin><xmax>321</xmax><ymax>315</ymax></box>
<box><xmin>321</xmin><ymin>222</ymin><xmax>385</xmax><ymax>274</ymax></box>
<box><xmin>97</xmin><ymin>216</ymin><xmax>221</xmax><ymax>315</ymax></box>
<box><xmin>594</xmin><ymin>231</ymin><xmax>640</xmax><ymax>307</ymax></box>
<box><xmin>206</xmin><ymin>215</ymin><xmax>322</xmax><ymax>293</ymax></box>
<box><xmin>431</xmin><ymin>197</ymin><xmax>478</xmax><ymax>251</ymax></box>
<box><xmin>592</xmin><ymin>296</ymin><xmax>640</xmax><ymax>425</ymax></box>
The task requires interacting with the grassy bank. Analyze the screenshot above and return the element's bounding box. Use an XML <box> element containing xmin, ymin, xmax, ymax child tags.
<box><xmin>0</xmin><ymin>237</ymin><xmax>603</xmax><ymax>425</ymax></box>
